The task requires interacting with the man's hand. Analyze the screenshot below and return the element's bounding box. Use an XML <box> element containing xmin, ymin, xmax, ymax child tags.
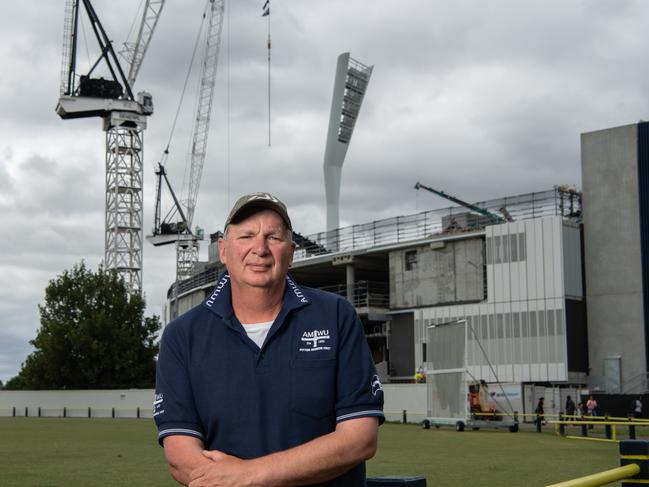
<box><xmin>184</xmin><ymin>417</ymin><xmax>378</xmax><ymax>487</ymax></box>
<box><xmin>188</xmin><ymin>451</ymin><xmax>257</xmax><ymax>487</ymax></box>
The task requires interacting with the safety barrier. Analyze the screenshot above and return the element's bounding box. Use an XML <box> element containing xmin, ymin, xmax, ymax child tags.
<box><xmin>546</xmin><ymin>440</ymin><xmax>649</xmax><ymax>486</ymax></box>
<box><xmin>549</xmin><ymin>415</ymin><xmax>649</xmax><ymax>442</ymax></box>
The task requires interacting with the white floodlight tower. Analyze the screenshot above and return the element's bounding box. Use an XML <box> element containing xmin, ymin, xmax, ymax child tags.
<box><xmin>323</xmin><ymin>53</ymin><xmax>373</xmax><ymax>237</ymax></box>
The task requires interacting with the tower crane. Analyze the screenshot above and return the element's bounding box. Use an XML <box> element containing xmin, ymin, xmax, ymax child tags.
<box><xmin>414</xmin><ymin>181</ymin><xmax>506</xmax><ymax>225</ymax></box>
<box><xmin>146</xmin><ymin>0</ymin><xmax>225</xmax><ymax>282</ymax></box>
<box><xmin>56</xmin><ymin>0</ymin><xmax>165</xmax><ymax>295</ymax></box>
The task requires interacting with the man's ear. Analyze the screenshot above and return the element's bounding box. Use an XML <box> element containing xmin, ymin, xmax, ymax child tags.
<box><xmin>218</xmin><ymin>237</ymin><xmax>227</xmax><ymax>265</ymax></box>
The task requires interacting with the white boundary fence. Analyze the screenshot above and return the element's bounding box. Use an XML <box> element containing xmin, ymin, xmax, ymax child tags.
<box><xmin>0</xmin><ymin>389</ymin><xmax>155</xmax><ymax>418</ymax></box>
<box><xmin>0</xmin><ymin>385</ymin><xmax>429</xmax><ymax>422</ymax></box>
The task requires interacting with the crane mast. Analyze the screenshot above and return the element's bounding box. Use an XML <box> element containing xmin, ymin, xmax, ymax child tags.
<box><xmin>186</xmin><ymin>0</ymin><xmax>223</xmax><ymax>231</ymax></box>
<box><xmin>56</xmin><ymin>0</ymin><xmax>161</xmax><ymax>295</ymax></box>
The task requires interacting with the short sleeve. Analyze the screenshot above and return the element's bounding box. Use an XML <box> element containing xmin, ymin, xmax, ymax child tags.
<box><xmin>154</xmin><ymin>321</ymin><xmax>205</xmax><ymax>446</ymax></box>
<box><xmin>334</xmin><ymin>300</ymin><xmax>385</xmax><ymax>424</ymax></box>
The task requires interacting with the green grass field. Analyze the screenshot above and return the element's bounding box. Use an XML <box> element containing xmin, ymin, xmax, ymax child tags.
<box><xmin>0</xmin><ymin>417</ymin><xmax>624</xmax><ymax>486</ymax></box>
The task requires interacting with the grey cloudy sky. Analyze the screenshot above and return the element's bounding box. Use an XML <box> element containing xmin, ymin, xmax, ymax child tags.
<box><xmin>1</xmin><ymin>0</ymin><xmax>647</xmax><ymax>383</ymax></box>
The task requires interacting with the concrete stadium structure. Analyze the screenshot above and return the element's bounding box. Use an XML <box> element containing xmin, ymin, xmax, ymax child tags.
<box><xmin>161</xmin><ymin>120</ymin><xmax>649</xmax><ymax>410</ymax></box>
<box><xmin>581</xmin><ymin>122</ymin><xmax>649</xmax><ymax>394</ymax></box>
<box><xmin>165</xmin><ymin>188</ymin><xmax>587</xmax><ymax>393</ymax></box>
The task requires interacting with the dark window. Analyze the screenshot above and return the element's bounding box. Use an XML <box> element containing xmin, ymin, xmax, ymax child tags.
<box><xmin>422</xmin><ymin>342</ymin><xmax>427</xmax><ymax>362</ymax></box>
<box><xmin>495</xmin><ymin>236</ymin><xmax>501</xmax><ymax>264</ymax></box>
<box><xmin>530</xmin><ymin>312</ymin><xmax>537</xmax><ymax>337</ymax></box>
<box><xmin>518</xmin><ymin>232</ymin><xmax>526</xmax><ymax>261</ymax></box>
<box><xmin>513</xmin><ymin>312</ymin><xmax>521</xmax><ymax>338</ymax></box>
<box><xmin>510</xmin><ymin>234</ymin><xmax>518</xmax><ymax>262</ymax></box>
<box><xmin>404</xmin><ymin>250</ymin><xmax>418</xmax><ymax>271</ymax></box>
<box><xmin>547</xmin><ymin>310</ymin><xmax>555</xmax><ymax>336</ymax></box>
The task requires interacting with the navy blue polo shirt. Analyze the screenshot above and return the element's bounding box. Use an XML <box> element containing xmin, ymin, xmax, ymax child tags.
<box><xmin>154</xmin><ymin>272</ymin><xmax>384</xmax><ymax>486</ymax></box>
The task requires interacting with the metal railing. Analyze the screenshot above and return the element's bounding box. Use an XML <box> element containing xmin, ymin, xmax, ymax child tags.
<box><xmin>546</xmin><ymin>464</ymin><xmax>640</xmax><ymax>487</ymax></box>
<box><xmin>294</xmin><ymin>187</ymin><xmax>580</xmax><ymax>260</ymax></box>
<box><xmin>318</xmin><ymin>280</ymin><xmax>389</xmax><ymax>309</ymax></box>
<box><xmin>168</xmin><ymin>187</ymin><xmax>581</xmax><ymax>300</ymax></box>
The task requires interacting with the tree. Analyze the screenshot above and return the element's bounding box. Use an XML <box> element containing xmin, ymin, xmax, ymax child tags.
<box><xmin>8</xmin><ymin>262</ymin><xmax>161</xmax><ymax>389</ymax></box>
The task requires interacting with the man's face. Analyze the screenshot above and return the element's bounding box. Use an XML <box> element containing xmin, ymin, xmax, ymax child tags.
<box><xmin>218</xmin><ymin>208</ymin><xmax>295</xmax><ymax>291</ymax></box>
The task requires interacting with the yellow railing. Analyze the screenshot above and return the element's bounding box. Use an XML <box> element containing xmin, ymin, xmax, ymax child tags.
<box><xmin>549</xmin><ymin>417</ymin><xmax>649</xmax><ymax>443</ymax></box>
<box><xmin>545</xmin><ymin>439</ymin><xmax>649</xmax><ymax>486</ymax></box>
<box><xmin>546</xmin><ymin>463</ymin><xmax>640</xmax><ymax>487</ymax></box>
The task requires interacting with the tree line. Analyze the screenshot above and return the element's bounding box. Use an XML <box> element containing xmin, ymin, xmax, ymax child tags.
<box><xmin>4</xmin><ymin>262</ymin><xmax>160</xmax><ymax>390</ymax></box>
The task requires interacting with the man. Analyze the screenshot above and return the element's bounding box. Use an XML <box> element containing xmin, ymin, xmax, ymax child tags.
<box><xmin>634</xmin><ymin>396</ymin><xmax>643</xmax><ymax>419</ymax></box>
<box><xmin>154</xmin><ymin>192</ymin><xmax>384</xmax><ymax>487</ymax></box>
<box><xmin>565</xmin><ymin>395</ymin><xmax>576</xmax><ymax>418</ymax></box>
<box><xmin>534</xmin><ymin>397</ymin><xmax>544</xmax><ymax>433</ymax></box>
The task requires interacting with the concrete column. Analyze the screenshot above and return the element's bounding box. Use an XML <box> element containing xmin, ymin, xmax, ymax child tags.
<box><xmin>346</xmin><ymin>264</ymin><xmax>355</xmax><ymax>304</ymax></box>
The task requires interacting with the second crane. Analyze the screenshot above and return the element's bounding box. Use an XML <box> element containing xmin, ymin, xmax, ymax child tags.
<box><xmin>147</xmin><ymin>0</ymin><xmax>225</xmax><ymax>282</ymax></box>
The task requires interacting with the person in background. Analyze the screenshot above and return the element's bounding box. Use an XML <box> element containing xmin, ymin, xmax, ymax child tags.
<box><xmin>576</xmin><ymin>402</ymin><xmax>585</xmax><ymax>420</ymax></box>
<box><xmin>634</xmin><ymin>396</ymin><xmax>643</xmax><ymax>419</ymax></box>
<box><xmin>565</xmin><ymin>395</ymin><xmax>576</xmax><ymax>418</ymax></box>
<box><xmin>586</xmin><ymin>395</ymin><xmax>598</xmax><ymax>429</ymax></box>
<box><xmin>535</xmin><ymin>397</ymin><xmax>545</xmax><ymax>432</ymax></box>
<box><xmin>587</xmin><ymin>395</ymin><xmax>598</xmax><ymax>417</ymax></box>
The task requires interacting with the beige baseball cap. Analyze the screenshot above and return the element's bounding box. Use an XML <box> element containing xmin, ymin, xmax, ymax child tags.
<box><xmin>224</xmin><ymin>192</ymin><xmax>292</xmax><ymax>230</ymax></box>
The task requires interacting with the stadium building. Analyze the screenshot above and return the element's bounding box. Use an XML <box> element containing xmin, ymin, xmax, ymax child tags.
<box><xmin>165</xmin><ymin>187</ymin><xmax>586</xmax><ymax>393</ymax></box>
<box><xmin>164</xmin><ymin>121</ymin><xmax>649</xmax><ymax>415</ymax></box>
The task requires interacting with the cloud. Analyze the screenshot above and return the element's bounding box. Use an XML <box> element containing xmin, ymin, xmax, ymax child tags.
<box><xmin>2</xmin><ymin>0</ymin><xmax>649</xmax><ymax>380</ymax></box>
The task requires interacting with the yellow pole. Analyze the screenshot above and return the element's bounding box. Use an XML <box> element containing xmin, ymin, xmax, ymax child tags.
<box><xmin>546</xmin><ymin>463</ymin><xmax>640</xmax><ymax>487</ymax></box>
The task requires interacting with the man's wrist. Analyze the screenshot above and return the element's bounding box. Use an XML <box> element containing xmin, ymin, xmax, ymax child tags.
<box><xmin>247</xmin><ymin>456</ymin><xmax>272</xmax><ymax>487</ymax></box>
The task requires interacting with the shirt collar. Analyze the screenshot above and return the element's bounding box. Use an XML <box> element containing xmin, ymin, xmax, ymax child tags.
<box><xmin>202</xmin><ymin>271</ymin><xmax>310</xmax><ymax>319</ymax></box>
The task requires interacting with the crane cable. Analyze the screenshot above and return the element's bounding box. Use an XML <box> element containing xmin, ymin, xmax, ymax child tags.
<box><xmin>157</xmin><ymin>3</ymin><xmax>209</xmax><ymax>170</ymax></box>
<box><xmin>226</xmin><ymin>0</ymin><xmax>231</xmax><ymax>209</ymax></box>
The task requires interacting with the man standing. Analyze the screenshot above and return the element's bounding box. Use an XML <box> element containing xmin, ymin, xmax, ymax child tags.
<box><xmin>154</xmin><ymin>192</ymin><xmax>384</xmax><ymax>487</ymax></box>
<box><xmin>565</xmin><ymin>395</ymin><xmax>576</xmax><ymax>418</ymax></box>
<box><xmin>535</xmin><ymin>397</ymin><xmax>544</xmax><ymax>433</ymax></box>
<box><xmin>635</xmin><ymin>397</ymin><xmax>643</xmax><ymax>419</ymax></box>
<box><xmin>587</xmin><ymin>395</ymin><xmax>598</xmax><ymax>417</ymax></box>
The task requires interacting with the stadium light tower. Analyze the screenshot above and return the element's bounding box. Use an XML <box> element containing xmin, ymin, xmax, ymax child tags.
<box><xmin>323</xmin><ymin>52</ymin><xmax>373</xmax><ymax>235</ymax></box>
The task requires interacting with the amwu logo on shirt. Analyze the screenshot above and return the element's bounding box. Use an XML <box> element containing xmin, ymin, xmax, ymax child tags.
<box><xmin>299</xmin><ymin>329</ymin><xmax>331</xmax><ymax>352</ymax></box>
<box><xmin>153</xmin><ymin>393</ymin><xmax>165</xmax><ymax>417</ymax></box>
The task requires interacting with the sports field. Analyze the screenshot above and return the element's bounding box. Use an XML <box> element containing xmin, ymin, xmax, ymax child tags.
<box><xmin>1</xmin><ymin>417</ymin><xmax>623</xmax><ymax>486</ymax></box>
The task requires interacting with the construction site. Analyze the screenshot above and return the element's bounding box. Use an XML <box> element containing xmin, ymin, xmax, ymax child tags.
<box><xmin>45</xmin><ymin>0</ymin><xmax>649</xmax><ymax>424</ymax></box>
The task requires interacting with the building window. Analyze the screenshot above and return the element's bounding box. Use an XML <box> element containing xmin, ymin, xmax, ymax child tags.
<box><xmin>510</xmin><ymin>234</ymin><xmax>518</xmax><ymax>261</ymax></box>
<box><xmin>518</xmin><ymin>232</ymin><xmax>526</xmax><ymax>261</ymax></box>
<box><xmin>494</xmin><ymin>236</ymin><xmax>501</xmax><ymax>264</ymax></box>
<box><xmin>404</xmin><ymin>250</ymin><xmax>418</xmax><ymax>271</ymax></box>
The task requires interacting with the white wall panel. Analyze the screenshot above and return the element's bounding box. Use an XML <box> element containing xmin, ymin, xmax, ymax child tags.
<box><xmin>419</xmin><ymin>216</ymin><xmax>572</xmax><ymax>384</ymax></box>
<box><xmin>526</xmin><ymin>220</ymin><xmax>538</xmax><ymax>299</ymax></box>
<box><xmin>562</xmin><ymin>224</ymin><xmax>583</xmax><ymax>299</ymax></box>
